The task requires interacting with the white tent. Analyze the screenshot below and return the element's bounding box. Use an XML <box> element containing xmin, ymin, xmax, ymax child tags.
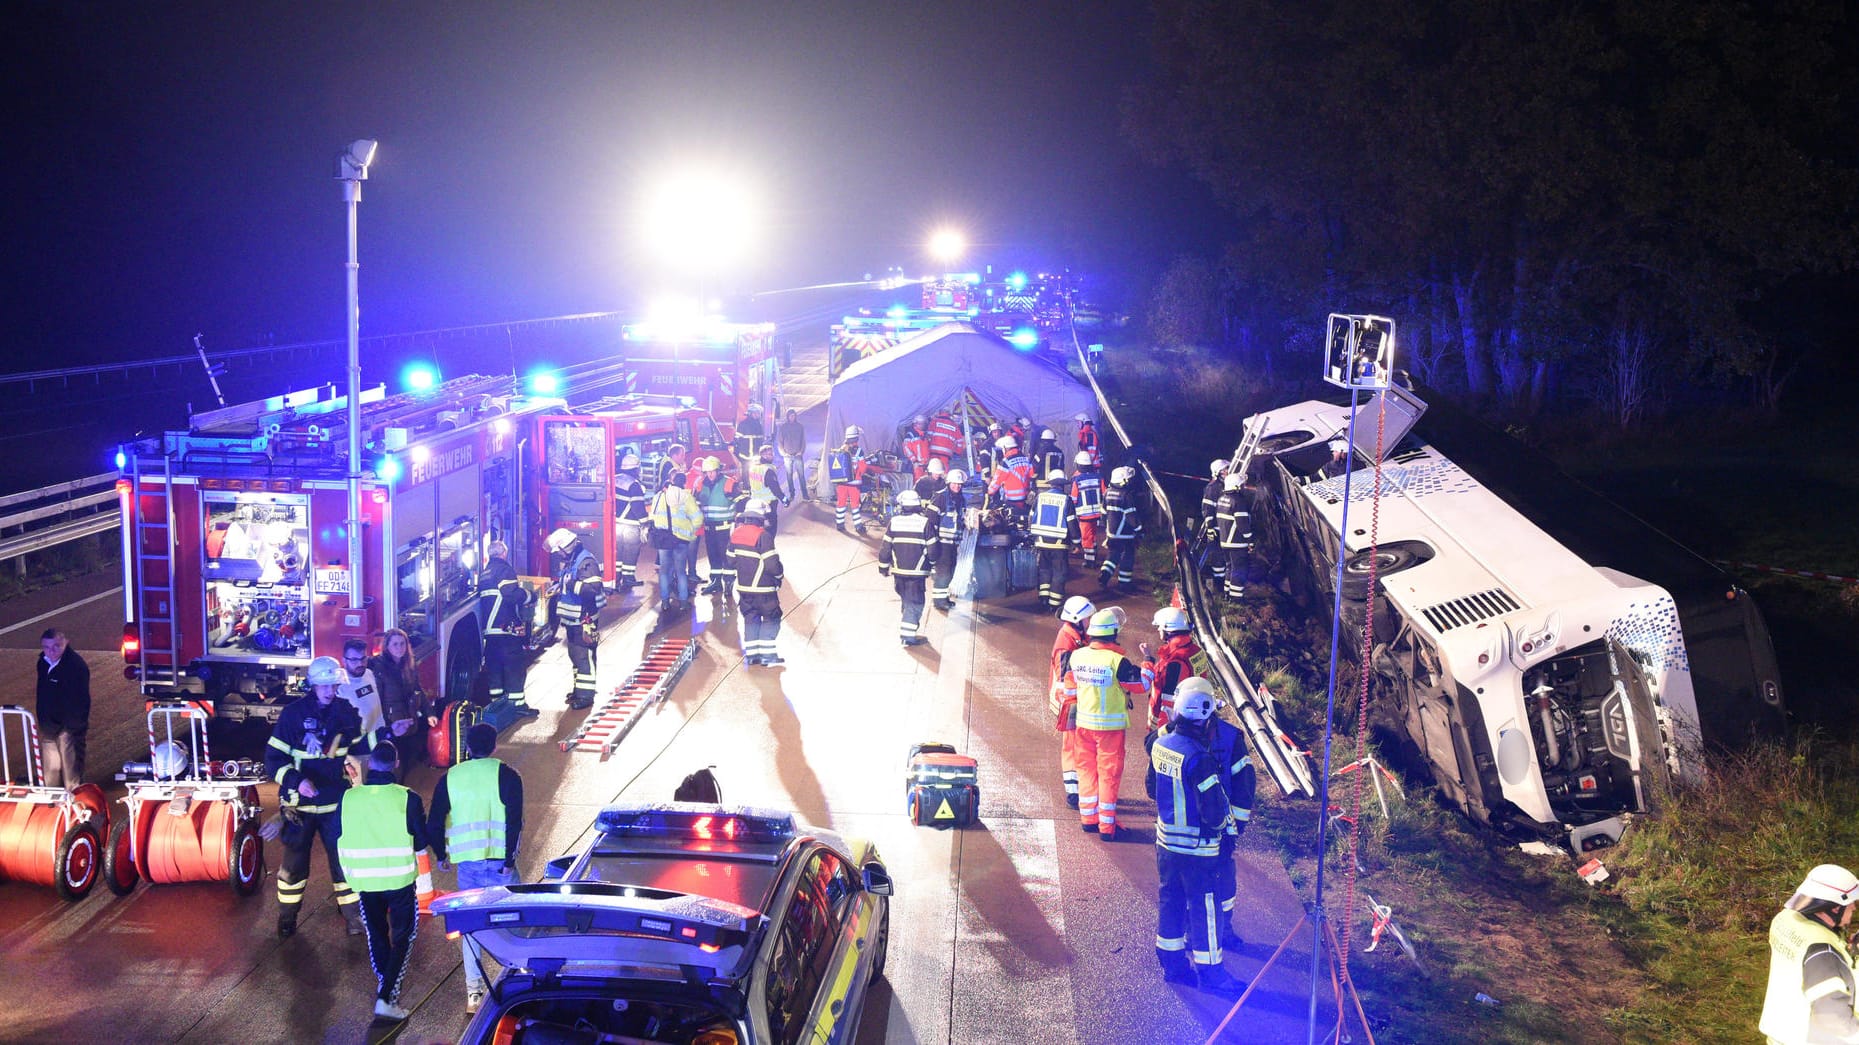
<box><xmin>818</xmin><ymin>322</ymin><xmax>1098</xmax><ymax>496</ymax></box>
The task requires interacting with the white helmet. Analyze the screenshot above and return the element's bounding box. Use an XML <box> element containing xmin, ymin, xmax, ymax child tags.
<box><xmin>927</xmin><ymin>458</ymin><xmax>945</xmax><ymax>476</ymax></box>
<box><xmin>895</xmin><ymin>490</ymin><xmax>923</xmax><ymax>509</ymax></box>
<box><xmin>1046</xmin><ymin>469</ymin><xmax>1066</xmax><ymax>485</ymax></box>
<box><xmin>1073</xmin><ymin>412</ymin><xmax>1089</xmax><ymax>424</ymax></box>
<box><xmin>996</xmin><ymin>436</ymin><xmax>1018</xmax><ymax>451</ymax></box>
<box><xmin>307</xmin><ymin>654</ymin><xmax>345</xmax><ymax>687</ymax></box>
<box><xmin>845</xmin><ymin>425</ymin><xmax>862</xmax><ymax>440</ymax></box>
<box><xmin>1060</xmin><ymin>596</ymin><xmax>1096</xmax><ymax>624</ymax></box>
<box><xmin>1016</xmin><ymin>416</ymin><xmax>1031</xmax><ymax>429</ymax></box>
<box><xmin>619</xmin><ymin>451</ymin><xmax>640</xmax><ymax>470</ymax></box>
<box><xmin>747</xmin><ymin>402</ymin><xmax>764</xmax><ymax>414</ymax></box>
<box><xmin>546</xmin><ymin>527</ymin><xmax>578</xmax><ymax>554</ymax></box>
<box><xmin>1109</xmin><ymin>606</ymin><xmax>1129</xmax><ymax>628</ymax></box>
<box><xmin>1074</xmin><ymin>450</ymin><xmax>1093</xmax><ymax>467</ymax></box>
<box><xmin>150</xmin><ymin>740</ymin><xmax>191</xmax><ymax>780</ymax></box>
<box><xmin>1153</xmin><ymin>606</ymin><xmax>1190</xmax><ymax>633</ymax></box>
<box><xmin>1039</xmin><ymin>427</ymin><xmax>1055</xmax><ymax>441</ymax></box>
<box><xmin>739</xmin><ymin>498</ymin><xmax>772</xmax><ymax>522</ymax></box>
<box><xmin>1796</xmin><ymin>865</ymin><xmax>1859</xmax><ymax>906</ymax></box>
<box><xmin>913</xmin><ymin>414</ymin><xmax>927</xmax><ymax>426</ymax></box>
<box><xmin>946</xmin><ymin>469</ymin><xmax>967</xmax><ymax>485</ymax></box>
<box><xmin>1210</xmin><ymin>458</ymin><xmax>1229</xmax><ymax>477</ymax></box>
<box><xmin>1224</xmin><ymin>471</ymin><xmax>1245</xmax><ymax>491</ymax></box>
<box><xmin>1110</xmin><ymin>466</ymin><xmax>1135</xmax><ymax>486</ymax></box>
<box><xmin>1173</xmin><ymin>677</ymin><xmax>1219</xmax><ymax>722</ymax></box>
<box><xmin>1086</xmin><ymin>608</ymin><xmax>1121</xmax><ymax>638</ymax></box>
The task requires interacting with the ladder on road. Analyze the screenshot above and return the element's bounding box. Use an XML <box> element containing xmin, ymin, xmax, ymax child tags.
<box><xmin>127</xmin><ymin>453</ymin><xmax>180</xmax><ymax>685</ymax></box>
<box><xmin>558</xmin><ymin>637</ymin><xmax>697</xmax><ymax>758</ymax></box>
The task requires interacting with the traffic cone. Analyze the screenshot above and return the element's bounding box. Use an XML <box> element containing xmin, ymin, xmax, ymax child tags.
<box><xmin>415</xmin><ymin>849</ymin><xmax>438</xmax><ymax>916</ymax></box>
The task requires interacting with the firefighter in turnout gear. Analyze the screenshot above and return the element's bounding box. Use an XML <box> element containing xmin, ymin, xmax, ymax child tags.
<box><xmin>1030</xmin><ymin>469</ymin><xmax>1079</xmax><ymax>611</ymax></box>
<box><xmin>335</xmin><ymin>743</ymin><xmax>432</xmax><ymax>1022</ymax></box>
<box><xmin>1174</xmin><ymin>676</ymin><xmax>1256</xmax><ymax>947</ymax></box>
<box><xmin>548</xmin><ymin>527</ymin><xmax>606</xmax><ymax>710</ymax></box>
<box><xmin>878</xmin><ymin>489</ymin><xmax>939</xmax><ymax>646</ymax></box>
<box><xmin>733</xmin><ymin>401</ymin><xmax>767</xmax><ymax>460</ymax></box>
<box><xmin>1048</xmin><ymin>596</ymin><xmax>1095</xmax><ymax>808</ymax></box>
<box><xmin>730</xmin><ymin>499</ymin><xmax>786</xmax><ymax>666</ymax></box>
<box><xmin>744</xmin><ymin>444</ymin><xmax>787</xmax><ymax>536</ymax></box>
<box><xmin>1201</xmin><ymin>459</ymin><xmax>1229</xmax><ymax>582</ymax></box>
<box><xmin>614</xmin><ymin>451</ymin><xmax>650</xmax><ymax>590</ymax></box>
<box><xmin>828</xmin><ymin>426</ymin><xmax>871</xmax><ymax>532</ymax></box>
<box><xmin>1074</xmin><ymin>412</ymin><xmax>1101</xmax><ymax>468</ymax></box>
<box><xmin>1760</xmin><ymin>865</ymin><xmax>1859</xmax><ymax>1044</ymax></box>
<box><xmin>1101</xmin><ymin>466</ymin><xmax>1143</xmax><ymax>590</ymax></box>
<box><xmin>1142</xmin><ymin>606</ymin><xmax>1201</xmax><ymax>730</ymax></box>
<box><xmin>476</xmin><ymin>541</ymin><xmax>536</xmax><ymax>719</ymax></box>
<box><xmin>1147</xmin><ymin>684</ymin><xmax>1247</xmax><ymax>997</ymax></box>
<box><xmin>1059</xmin><ymin>608</ymin><xmax>1146</xmax><ymax>839</ymax></box>
<box><xmin>986</xmin><ymin>436</ymin><xmax>1036</xmax><ymax>521</ymax></box>
<box><xmin>929</xmin><ymin>468</ymin><xmax>969</xmax><ymax>610</ymax></box>
<box><xmin>692</xmin><ymin>457</ymin><xmax>739</xmax><ymax>594</ymax></box>
<box><xmin>266</xmin><ymin>655</ymin><xmax>369</xmax><ymax>939</ymax></box>
<box><xmin>1216</xmin><ymin>469</ymin><xmax>1253</xmax><ymax>600</ymax></box>
<box><xmin>1031</xmin><ymin>427</ymin><xmax>1065</xmax><ymax>478</ymax></box>
<box><xmin>1070</xmin><ymin>450</ymin><xmax>1105</xmax><ymax>568</ymax></box>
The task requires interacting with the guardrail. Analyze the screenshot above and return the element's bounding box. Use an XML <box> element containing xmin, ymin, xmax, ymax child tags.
<box><xmin>1063</xmin><ymin>321</ymin><xmax>1316</xmax><ymax>799</ymax></box>
<box><xmin>0</xmin><ymin>472</ymin><xmax>123</xmax><ymax>570</ymax></box>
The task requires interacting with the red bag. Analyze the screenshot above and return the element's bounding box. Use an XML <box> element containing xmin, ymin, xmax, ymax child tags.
<box><xmin>425</xmin><ymin>700</ymin><xmax>479</xmax><ymax>768</ymax></box>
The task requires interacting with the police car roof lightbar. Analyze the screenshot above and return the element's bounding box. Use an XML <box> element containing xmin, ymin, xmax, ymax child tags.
<box><xmin>595</xmin><ymin>803</ymin><xmax>796</xmax><ymax>844</ymax></box>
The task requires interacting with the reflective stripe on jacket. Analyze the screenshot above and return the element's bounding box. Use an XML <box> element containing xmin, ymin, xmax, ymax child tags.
<box><xmin>1152</xmin><ymin>726</ymin><xmax>1228</xmax><ymax>855</ymax></box>
<box><xmin>1065</xmin><ymin>643</ymin><xmax>1141</xmax><ymax>731</ymax></box>
<box><xmin>338</xmin><ymin>783</ymin><xmax>418</xmax><ymax>891</ymax></box>
<box><xmin>443</xmin><ymin>757</ymin><xmax>508</xmax><ymax>863</ymax></box>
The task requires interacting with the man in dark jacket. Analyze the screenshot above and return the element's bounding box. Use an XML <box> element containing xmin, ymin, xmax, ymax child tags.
<box><xmin>267</xmin><ymin>655</ymin><xmax>370</xmax><ymax>938</ymax></box>
<box><xmin>35</xmin><ymin>628</ymin><xmax>89</xmax><ymax>788</ymax></box>
<box><xmin>730</xmin><ymin>499</ymin><xmax>786</xmax><ymax>666</ymax></box>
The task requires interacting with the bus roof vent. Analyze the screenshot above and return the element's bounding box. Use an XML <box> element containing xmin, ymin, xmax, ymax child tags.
<box><xmin>1420</xmin><ymin>588</ymin><xmax>1522</xmax><ymax>633</ymax></box>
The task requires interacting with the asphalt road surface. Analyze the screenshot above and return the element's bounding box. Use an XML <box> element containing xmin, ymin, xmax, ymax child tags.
<box><xmin>0</xmin><ymin>463</ymin><xmax>1326</xmax><ymax>1045</ymax></box>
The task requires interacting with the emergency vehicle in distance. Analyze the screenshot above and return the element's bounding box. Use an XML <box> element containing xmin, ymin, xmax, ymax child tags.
<box><xmin>117</xmin><ymin>374</ymin><xmax>639</xmax><ymax>726</ymax></box>
<box><xmin>1235</xmin><ymin>383</ymin><xmax>1785</xmax><ymax>851</ymax></box>
<box><xmin>618</xmin><ymin>318</ymin><xmax>777</xmax><ymax>436</ymax></box>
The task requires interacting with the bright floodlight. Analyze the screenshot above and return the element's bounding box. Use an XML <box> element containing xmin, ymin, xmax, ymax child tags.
<box><xmin>642</xmin><ymin>168</ymin><xmax>757</xmax><ymax>272</ymax></box>
<box><xmin>928</xmin><ymin>228</ymin><xmax>966</xmax><ymax>263</ymax></box>
<box><xmin>338</xmin><ymin>139</ymin><xmax>378</xmax><ymax>181</ymax></box>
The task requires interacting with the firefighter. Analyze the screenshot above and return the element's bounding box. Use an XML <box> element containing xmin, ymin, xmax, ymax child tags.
<box><xmin>734</xmin><ymin>401</ymin><xmax>767</xmax><ymax>460</ymax></box>
<box><xmin>1148</xmin><ymin>683</ymin><xmax>1247</xmax><ymax>997</ymax></box>
<box><xmin>548</xmin><ymin>527</ymin><xmax>605</xmax><ymax>710</ymax></box>
<box><xmin>915</xmin><ymin>457</ymin><xmax>946</xmax><ymax>502</ymax></box>
<box><xmin>1030</xmin><ymin>469</ymin><xmax>1079</xmax><ymax>611</ymax></box>
<box><xmin>1074</xmin><ymin>411</ymin><xmax>1102</xmax><ymax>469</ymax></box>
<box><xmin>1174</xmin><ymin>676</ymin><xmax>1256</xmax><ymax>949</ymax></box>
<box><xmin>1201</xmin><ymin>459</ymin><xmax>1229</xmax><ymax>583</ymax></box>
<box><xmin>929</xmin><ymin>468</ymin><xmax>968</xmax><ymax>610</ymax></box>
<box><xmin>335</xmin><ymin>742</ymin><xmax>432</xmax><ymax>1021</ymax></box>
<box><xmin>1009</xmin><ymin>416</ymin><xmax>1033</xmax><ymax>446</ymax></box>
<box><xmin>1143</xmin><ymin>606</ymin><xmax>1201</xmax><ymax>730</ymax></box>
<box><xmin>428</xmin><ymin>724</ymin><xmax>524</xmax><ymax>1015</ymax></box>
<box><xmin>1070</xmin><ymin>450</ymin><xmax>1105</xmax><ymax>568</ymax></box>
<box><xmin>266</xmin><ymin>654</ymin><xmax>368</xmax><ymax>939</ymax></box>
<box><xmin>1760</xmin><ymin>865</ymin><xmax>1859</xmax><ymax>1044</ymax></box>
<box><xmin>654</xmin><ymin>443</ymin><xmax>689</xmax><ymax>493</ymax></box>
<box><xmin>827</xmin><ymin>425</ymin><xmax>871</xmax><ymax>532</ymax></box>
<box><xmin>730</xmin><ymin>498</ymin><xmax>786</xmax><ymax>666</ymax></box>
<box><xmin>986</xmin><ymin>435</ymin><xmax>1036</xmax><ymax>520</ymax></box>
<box><xmin>1059</xmin><ymin>608</ymin><xmax>1145</xmax><ymax>839</ymax></box>
<box><xmin>1100</xmin><ymin>465</ymin><xmax>1143</xmax><ymax>590</ymax></box>
<box><xmin>744</xmin><ymin>444</ymin><xmax>787</xmax><ymax>536</ymax></box>
<box><xmin>692</xmin><ymin>456</ymin><xmax>739</xmax><ymax>595</ymax></box>
<box><xmin>927</xmin><ymin>408</ymin><xmax>961</xmax><ymax>467</ymax></box>
<box><xmin>1048</xmin><ymin>596</ymin><xmax>1095</xmax><ymax>808</ymax></box>
<box><xmin>1216</xmin><ymin>469</ymin><xmax>1253</xmax><ymax>600</ymax></box>
<box><xmin>614</xmin><ymin>451</ymin><xmax>650</xmax><ymax>591</ymax></box>
<box><xmin>476</xmin><ymin>541</ymin><xmax>536</xmax><ymax>719</ymax></box>
<box><xmin>1031</xmin><ymin>427</ymin><xmax>1065</xmax><ymax>478</ymax></box>
<box><xmin>901</xmin><ymin>415</ymin><xmax>931</xmax><ymax>480</ymax></box>
<box><xmin>970</xmin><ymin>428</ymin><xmax>997</xmax><ymax>481</ymax></box>
<box><xmin>878</xmin><ymin>489</ymin><xmax>938</xmax><ymax>646</ymax></box>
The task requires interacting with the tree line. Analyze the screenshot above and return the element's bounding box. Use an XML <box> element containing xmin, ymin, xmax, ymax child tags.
<box><xmin>1124</xmin><ymin>0</ymin><xmax>1858</xmax><ymax>426</ymax></box>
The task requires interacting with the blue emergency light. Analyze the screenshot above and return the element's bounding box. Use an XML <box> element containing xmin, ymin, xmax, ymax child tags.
<box><xmin>113</xmin><ymin>449</ymin><xmax>127</xmax><ymax>470</ymax></box>
<box><xmin>1008</xmin><ymin>271</ymin><xmax>1028</xmax><ymax>290</ymax></box>
<box><xmin>527</xmin><ymin>369</ymin><xmax>560</xmax><ymax>395</ymax></box>
<box><xmin>402</xmin><ymin>362</ymin><xmax>439</xmax><ymax>392</ymax></box>
<box><xmin>1009</xmin><ymin>329</ymin><xmax>1040</xmax><ymax>350</ymax></box>
<box><xmin>376</xmin><ymin>455</ymin><xmax>402</xmax><ymax>482</ymax></box>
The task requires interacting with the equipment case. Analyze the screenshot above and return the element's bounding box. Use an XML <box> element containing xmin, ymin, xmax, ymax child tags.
<box><xmin>906</xmin><ymin>742</ymin><xmax>979</xmax><ymax>828</ymax></box>
<box><xmin>427</xmin><ymin>699</ymin><xmax>480</xmax><ymax>768</ymax></box>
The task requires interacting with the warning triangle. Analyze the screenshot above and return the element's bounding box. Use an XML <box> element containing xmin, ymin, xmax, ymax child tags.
<box><xmin>933</xmin><ymin>798</ymin><xmax>956</xmax><ymax>820</ymax></box>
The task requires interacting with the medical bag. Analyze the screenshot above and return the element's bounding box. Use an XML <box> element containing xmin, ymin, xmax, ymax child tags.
<box><xmin>906</xmin><ymin>742</ymin><xmax>979</xmax><ymax>829</ymax></box>
<box><xmin>426</xmin><ymin>699</ymin><xmax>480</xmax><ymax>768</ymax></box>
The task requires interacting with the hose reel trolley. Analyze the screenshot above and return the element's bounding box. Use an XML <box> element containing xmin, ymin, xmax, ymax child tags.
<box><xmin>105</xmin><ymin>702</ymin><xmax>265</xmax><ymax>897</ymax></box>
<box><xmin>0</xmin><ymin>705</ymin><xmax>110</xmax><ymax>901</ymax></box>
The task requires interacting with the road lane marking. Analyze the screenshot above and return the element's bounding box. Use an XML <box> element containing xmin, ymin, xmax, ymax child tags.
<box><xmin>0</xmin><ymin>585</ymin><xmax>122</xmax><ymax>639</ymax></box>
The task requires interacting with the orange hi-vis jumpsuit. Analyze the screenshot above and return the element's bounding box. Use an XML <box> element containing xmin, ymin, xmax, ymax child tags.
<box><xmin>927</xmin><ymin>413</ymin><xmax>961</xmax><ymax>465</ymax></box>
<box><xmin>1061</xmin><ymin>640</ymin><xmax>1146</xmax><ymax>836</ymax></box>
<box><xmin>1048</xmin><ymin>620</ymin><xmax>1089</xmax><ymax>803</ymax></box>
<box><xmin>1070</xmin><ymin>467</ymin><xmax>1105</xmax><ymax>567</ymax></box>
<box><xmin>1144</xmin><ymin>634</ymin><xmax>1202</xmax><ymax>730</ymax></box>
<box><xmin>901</xmin><ymin>430</ymin><xmax>931</xmax><ymax>480</ymax></box>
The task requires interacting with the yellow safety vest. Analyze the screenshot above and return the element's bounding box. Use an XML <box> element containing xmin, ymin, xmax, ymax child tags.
<box><xmin>1760</xmin><ymin>907</ymin><xmax>1858</xmax><ymax>1043</ymax></box>
<box><xmin>337</xmin><ymin>783</ymin><xmax>418</xmax><ymax>892</ymax></box>
<box><xmin>1068</xmin><ymin>644</ymin><xmax>1132</xmax><ymax>732</ymax></box>
<box><xmin>444</xmin><ymin>757</ymin><xmax>508</xmax><ymax>864</ymax></box>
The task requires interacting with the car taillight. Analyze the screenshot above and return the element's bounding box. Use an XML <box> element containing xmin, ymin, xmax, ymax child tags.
<box><xmin>691</xmin><ymin>1030</ymin><xmax>738</xmax><ymax>1045</ymax></box>
<box><xmin>121</xmin><ymin>625</ymin><xmax>140</xmax><ymax>664</ymax></box>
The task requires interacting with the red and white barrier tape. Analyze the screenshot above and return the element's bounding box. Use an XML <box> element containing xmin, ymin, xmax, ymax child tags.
<box><xmin>1715</xmin><ymin>560</ymin><xmax>1859</xmax><ymax>585</ymax></box>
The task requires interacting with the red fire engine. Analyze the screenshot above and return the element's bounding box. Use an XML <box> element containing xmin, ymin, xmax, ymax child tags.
<box><xmin>118</xmin><ymin>375</ymin><xmax>565</xmax><ymax>723</ymax></box>
<box><xmin>922</xmin><ymin>275</ymin><xmax>978</xmax><ymax>311</ymax></box>
<box><xmin>618</xmin><ymin>319</ymin><xmax>777</xmax><ymax>436</ymax></box>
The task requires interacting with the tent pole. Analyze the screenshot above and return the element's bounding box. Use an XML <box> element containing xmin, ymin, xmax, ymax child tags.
<box><xmin>959</xmin><ymin>389</ymin><xmax>975</xmax><ymax>476</ymax></box>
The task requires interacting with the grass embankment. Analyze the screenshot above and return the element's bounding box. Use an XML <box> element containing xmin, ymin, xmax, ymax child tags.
<box><xmin>1087</xmin><ymin>334</ymin><xmax>1859</xmax><ymax>1043</ymax></box>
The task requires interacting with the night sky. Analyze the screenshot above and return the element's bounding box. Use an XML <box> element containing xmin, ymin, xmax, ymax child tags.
<box><xmin>0</xmin><ymin>1</ymin><xmax>1220</xmax><ymax>368</ymax></box>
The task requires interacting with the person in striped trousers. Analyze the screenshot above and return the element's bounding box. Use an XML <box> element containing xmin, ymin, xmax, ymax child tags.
<box><xmin>730</xmin><ymin>500</ymin><xmax>787</xmax><ymax>666</ymax></box>
<box><xmin>878</xmin><ymin>491</ymin><xmax>938</xmax><ymax>646</ymax></box>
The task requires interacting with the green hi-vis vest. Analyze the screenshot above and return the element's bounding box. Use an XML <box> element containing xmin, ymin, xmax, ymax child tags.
<box><xmin>338</xmin><ymin>783</ymin><xmax>417</xmax><ymax>891</ymax></box>
<box><xmin>445</xmin><ymin>757</ymin><xmax>509</xmax><ymax>863</ymax></box>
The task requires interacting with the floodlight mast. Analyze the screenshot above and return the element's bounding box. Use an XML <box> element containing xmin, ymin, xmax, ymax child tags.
<box><xmin>338</xmin><ymin>138</ymin><xmax>377</xmax><ymax>610</ymax></box>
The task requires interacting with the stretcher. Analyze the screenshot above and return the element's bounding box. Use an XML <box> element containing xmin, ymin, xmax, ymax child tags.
<box><xmin>0</xmin><ymin>706</ymin><xmax>109</xmax><ymax>901</ymax></box>
<box><xmin>558</xmin><ymin>637</ymin><xmax>696</xmax><ymax>758</ymax></box>
<box><xmin>104</xmin><ymin>703</ymin><xmax>265</xmax><ymax>896</ymax></box>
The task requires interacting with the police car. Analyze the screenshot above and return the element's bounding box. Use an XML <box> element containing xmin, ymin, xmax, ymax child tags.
<box><xmin>434</xmin><ymin>802</ymin><xmax>893</xmax><ymax>1045</ymax></box>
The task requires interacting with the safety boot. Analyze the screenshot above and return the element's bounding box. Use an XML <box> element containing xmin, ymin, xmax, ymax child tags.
<box><xmin>341</xmin><ymin>902</ymin><xmax>365</xmax><ymax>937</ymax></box>
<box><xmin>277</xmin><ymin>907</ymin><xmax>298</xmax><ymax>939</ymax></box>
<box><xmin>1197</xmin><ymin>965</ymin><xmax>1247</xmax><ymax>998</ymax></box>
<box><xmin>1158</xmin><ymin>950</ymin><xmax>1196</xmax><ymax>985</ymax></box>
<box><xmin>1220</xmin><ymin>925</ymin><xmax>1244</xmax><ymax>951</ymax></box>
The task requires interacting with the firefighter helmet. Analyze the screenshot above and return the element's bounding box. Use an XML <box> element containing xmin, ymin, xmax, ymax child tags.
<box><xmin>996</xmin><ymin>436</ymin><xmax>1018</xmax><ymax>451</ymax></box>
<box><xmin>1039</xmin><ymin>427</ymin><xmax>1055</xmax><ymax>441</ymax></box>
<box><xmin>1224</xmin><ymin>471</ymin><xmax>1245</xmax><ymax>491</ymax></box>
<box><xmin>739</xmin><ymin>499</ymin><xmax>770</xmax><ymax>522</ymax></box>
<box><xmin>1173</xmin><ymin>678</ymin><xmax>1218</xmax><ymax>722</ymax></box>
<box><xmin>845</xmin><ymin>425</ymin><xmax>862</xmax><ymax>440</ymax></box>
<box><xmin>759</xmin><ymin>444</ymin><xmax>775</xmax><ymax>460</ymax></box>
<box><xmin>1016</xmin><ymin>416</ymin><xmax>1032</xmax><ymax>429</ymax></box>
<box><xmin>150</xmin><ymin>740</ymin><xmax>191</xmax><ymax>780</ymax></box>
<box><xmin>1796</xmin><ymin>865</ymin><xmax>1859</xmax><ymax>907</ymax></box>
<box><xmin>1086</xmin><ymin>608</ymin><xmax>1121</xmax><ymax>638</ymax></box>
<box><xmin>927</xmin><ymin>458</ymin><xmax>945</xmax><ymax>476</ymax></box>
<box><xmin>546</xmin><ymin>527</ymin><xmax>578</xmax><ymax>554</ymax></box>
<box><xmin>1060</xmin><ymin>596</ymin><xmax>1096</xmax><ymax>624</ymax></box>
<box><xmin>747</xmin><ymin>402</ymin><xmax>764</xmax><ymax>414</ymax></box>
<box><xmin>896</xmin><ymin>490</ymin><xmax>923</xmax><ymax>510</ymax></box>
<box><xmin>947</xmin><ymin>469</ymin><xmax>967</xmax><ymax>485</ymax></box>
<box><xmin>1153</xmin><ymin>606</ymin><xmax>1190</xmax><ymax>633</ymax></box>
<box><xmin>702</xmin><ymin>456</ymin><xmax>721</xmax><ymax>471</ymax></box>
<box><xmin>1074</xmin><ymin>450</ymin><xmax>1093</xmax><ymax>467</ymax></box>
<box><xmin>1210</xmin><ymin>458</ymin><xmax>1229</xmax><ymax>476</ymax></box>
<box><xmin>913</xmin><ymin>414</ymin><xmax>927</xmax><ymax>426</ymax></box>
<box><xmin>307</xmin><ymin>655</ymin><xmax>345</xmax><ymax>687</ymax></box>
<box><xmin>1111</xmin><ymin>466</ymin><xmax>1136</xmax><ymax>486</ymax></box>
<box><xmin>1046</xmin><ymin>469</ymin><xmax>1066</xmax><ymax>486</ymax></box>
<box><xmin>1073</xmin><ymin>412</ymin><xmax>1089</xmax><ymax>424</ymax></box>
<box><xmin>619</xmin><ymin>451</ymin><xmax>640</xmax><ymax>470</ymax></box>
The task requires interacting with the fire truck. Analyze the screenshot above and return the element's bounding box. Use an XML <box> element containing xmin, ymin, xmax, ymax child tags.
<box><xmin>922</xmin><ymin>275</ymin><xmax>978</xmax><ymax>311</ymax></box>
<box><xmin>118</xmin><ymin>375</ymin><xmax>567</xmax><ymax>724</ymax></box>
<box><xmin>618</xmin><ymin>319</ymin><xmax>777</xmax><ymax>435</ymax></box>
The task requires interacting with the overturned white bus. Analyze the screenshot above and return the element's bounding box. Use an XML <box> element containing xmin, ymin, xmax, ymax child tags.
<box><xmin>1233</xmin><ymin>384</ymin><xmax>1785</xmax><ymax>850</ymax></box>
